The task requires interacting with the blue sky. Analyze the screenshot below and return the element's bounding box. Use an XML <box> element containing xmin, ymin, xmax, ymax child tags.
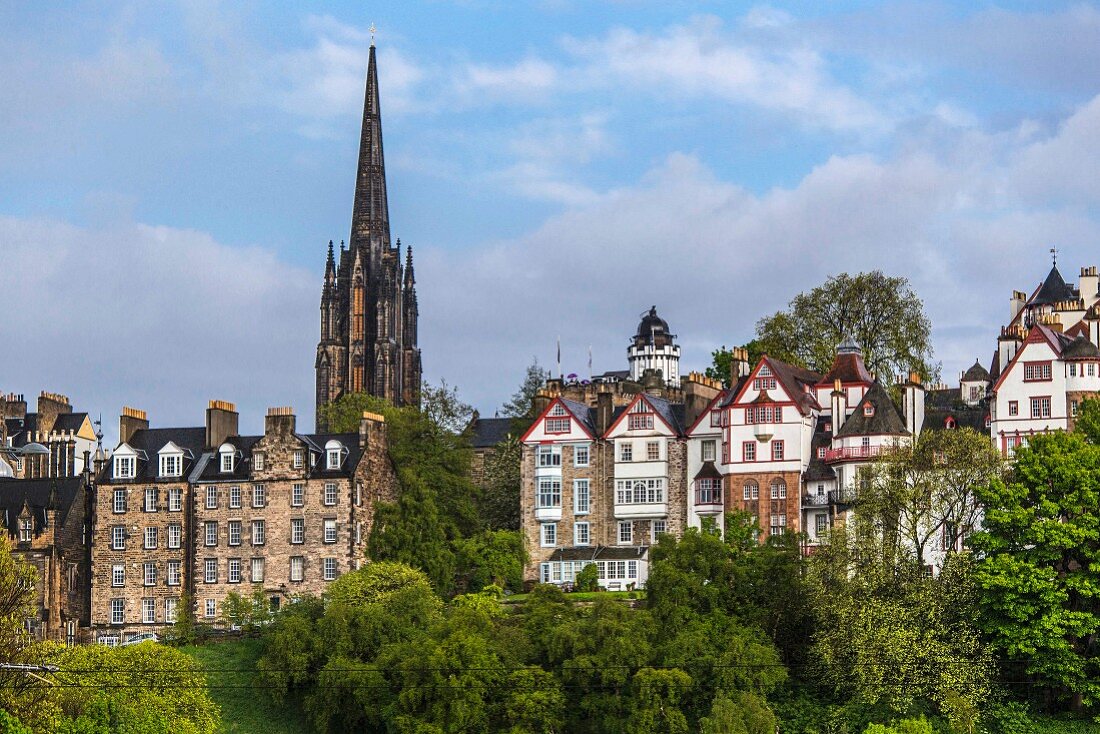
<box><xmin>3</xmin><ymin>1</ymin><xmax>1100</xmax><ymax>437</ymax></box>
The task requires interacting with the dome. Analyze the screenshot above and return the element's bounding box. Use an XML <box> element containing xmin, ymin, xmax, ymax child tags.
<box><xmin>633</xmin><ymin>306</ymin><xmax>676</xmax><ymax>348</ymax></box>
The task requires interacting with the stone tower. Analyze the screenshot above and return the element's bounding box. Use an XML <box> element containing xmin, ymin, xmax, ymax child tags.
<box><xmin>316</xmin><ymin>42</ymin><xmax>421</xmax><ymax>430</ymax></box>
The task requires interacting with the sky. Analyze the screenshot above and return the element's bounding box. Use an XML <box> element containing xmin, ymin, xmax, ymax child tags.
<box><xmin>3</xmin><ymin>1</ymin><xmax>1100</xmax><ymax>439</ymax></box>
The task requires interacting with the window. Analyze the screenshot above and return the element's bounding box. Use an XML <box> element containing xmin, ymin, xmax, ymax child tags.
<box><xmin>574</xmin><ymin>522</ymin><xmax>590</xmax><ymax>546</ymax></box>
<box><xmin>772</xmin><ymin>441</ymin><xmax>785</xmax><ymax>461</ymax></box>
<box><xmin>111</xmin><ymin>565</ymin><xmax>124</xmax><ymax>587</ymax></box>
<box><xmin>817</xmin><ymin>484</ymin><xmax>825</xmax><ymax>496</ymax></box>
<box><xmin>160</xmin><ymin>453</ymin><xmax>182</xmax><ymax>478</ymax></box>
<box><xmin>220</xmin><ymin>449</ymin><xmax>234</xmax><ymax>473</ymax></box>
<box><xmin>536</xmin><ymin>446</ymin><xmax>561</xmax><ymax>467</ymax></box>
<box><xmin>253</xmin><ymin>453</ymin><xmax>265</xmax><ymax>471</ymax></box>
<box><xmin>702</xmin><ymin>440</ymin><xmax>716</xmax><ymax>462</ymax></box>
<box><xmin>204</xmin><ymin>559</ymin><xmax>217</xmax><ymax>584</ymax></box>
<box><xmin>574</xmin><ymin>444</ymin><xmax>590</xmax><ymax>467</ymax></box>
<box><xmin>1023</xmin><ymin>361</ymin><xmax>1052</xmax><ymax>381</ymax></box>
<box><xmin>537</xmin><ymin>478</ymin><xmax>562</xmax><ymax>508</ymax></box>
<box><xmin>1030</xmin><ymin>397</ymin><xmax>1052</xmax><ymax>419</ymax></box>
<box><xmin>252</xmin><ymin>484</ymin><xmax>266</xmax><ymax>508</ymax></box>
<box><xmin>167</xmin><ymin>523</ymin><xmax>182</xmax><ymax>549</ymax></box>
<box><xmin>817</xmin><ymin>447</ymin><xmax>826</xmax><ymax>459</ymax></box>
<box><xmin>204</xmin><ymin>521</ymin><xmax>218</xmax><ymax>547</ymax></box>
<box><xmin>618</xmin><ymin>521</ymin><xmax>633</xmax><ymax>544</ymax></box>
<box><xmin>324</xmin><ymin>483</ymin><xmax>338</xmax><ymax>506</ymax></box>
<box><xmin>252</xmin><ymin>520</ymin><xmax>265</xmax><ymax>545</ymax></box>
<box><xmin>110</xmin><ymin>598</ymin><xmax>124</xmax><ymax>625</ymax></box>
<box><xmin>619</xmin><ymin>442</ymin><xmax>633</xmax><ymax>462</ymax></box>
<box><xmin>168</xmin><ymin>488</ymin><xmax>182</xmax><ymax>512</ymax></box>
<box><xmin>113</xmin><ymin>489</ymin><xmax>127</xmax><ymax>514</ymax></box>
<box><xmin>324</xmin><ymin>519</ymin><xmax>337</xmax><ymax>544</ymax></box>
<box><xmin>743</xmin><ymin>442</ymin><xmax>756</xmax><ymax>462</ymax></box>
<box><xmin>752</xmin><ymin>377</ymin><xmax>777</xmax><ymax>391</ymax></box>
<box><xmin>355</xmin><ymin>522</ymin><xmax>362</xmax><ymax>544</ymax></box>
<box><xmin>140</xmin><ymin>599</ymin><xmax>156</xmax><ymax>624</ymax></box>
<box><xmin>291</xmin><ymin>518</ymin><xmax>305</xmax><ymax>544</ymax></box>
<box><xmin>815</xmin><ymin>514</ymin><xmax>827</xmax><ymax>534</ymax></box>
<box><xmin>205</xmin><ymin>486</ymin><xmax>218</xmax><ymax>509</ymax></box>
<box><xmin>290</xmin><ymin>556</ymin><xmax>304</xmax><ymax>582</ymax></box>
<box><xmin>251</xmin><ymin>558</ymin><xmax>265</xmax><ymax>583</ymax></box>
<box><xmin>696</xmin><ymin>478</ymin><xmax>721</xmax><ymax>504</ymax></box>
<box><xmin>770</xmin><ymin>479</ymin><xmax>787</xmax><ymax>499</ymax></box>
<box><xmin>167</xmin><ymin>561</ymin><xmax>180</xmax><ymax>586</ymax></box>
<box><xmin>205</xmin><ymin>599</ymin><xmax>216</xmax><ymax>618</ymax></box>
<box><xmin>615</xmin><ymin>479</ymin><xmax>665</xmax><ymax>504</ymax></box>
<box><xmin>742</xmin><ymin>481</ymin><xmax>759</xmax><ymax>501</ymax></box>
<box><xmin>293</xmin><ymin>450</ymin><xmax>304</xmax><ymax>468</ymax></box>
<box><xmin>18</xmin><ymin>519</ymin><xmax>31</xmax><ymax>542</ymax></box>
<box><xmin>652</xmin><ymin>519</ymin><xmax>667</xmax><ymax>540</ymax></box>
<box><xmin>628</xmin><ymin>414</ymin><xmax>654</xmax><ymax>431</ymax></box>
<box><xmin>228</xmin><ymin>521</ymin><xmax>241</xmax><ymax>546</ymax></box>
<box><xmin>1008</xmin><ymin>401</ymin><xmax>1019</xmax><ymax>416</ymax></box>
<box><xmin>355</xmin><ymin>482</ymin><xmax>362</xmax><ymax>506</ymax></box>
<box><xmin>745</xmin><ymin>405</ymin><xmax>781</xmax><ymax>424</ymax></box>
<box><xmin>546</xmin><ymin>417</ymin><xmax>570</xmax><ymax>433</ymax></box>
<box><xmin>573</xmin><ymin>480</ymin><xmax>590</xmax><ymax>514</ymax></box>
<box><xmin>144</xmin><ymin>527</ymin><xmax>158</xmax><ymax>549</ymax></box>
<box><xmin>292</xmin><ymin>483</ymin><xmax>304</xmax><ymax>507</ymax></box>
<box><xmin>863</xmin><ymin>404</ymin><xmax>875</xmax><ymax>417</ymax></box>
<box><xmin>229</xmin><ymin>485</ymin><xmax>241</xmax><ymax>508</ymax></box>
<box><xmin>326</xmin><ymin>448</ymin><xmax>341</xmax><ymax>470</ymax></box>
<box><xmin>550</xmin><ymin>404</ymin><xmax>567</xmax><ymax>417</ymax></box>
<box><xmin>1073</xmin><ymin>400</ymin><xmax>1080</xmax><ymax>417</ymax></box>
<box><xmin>710</xmin><ymin>410</ymin><xmax>723</xmax><ymax>427</ymax></box>
<box><xmin>164</xmin><ymin>597</ymin><xmax>178</xmax><ymax>623</ymax></box>
<box><xmin>323</xmin><ymin>558</ymin><xmax>338</xmax><ymax>581</ymax></box>
<box><xmin>1070</xmin><ymin>363</ymin><xmax>1078</xmax><ymax>377</ymax></box>
<box><xmin>646</xmin><ymin>441</ymin><xmax>660</xmax><ymax>461</ymax></box>
<box><xmin>144</xmin><ymin>562</ymin><xmax>157</xmax><ymax>586</ymax></box>
<box><xmin>228</xmin><ymin>558</ymin><xmax>241</xmax><ymax>584</ymax></box>
<box><xmin>115</xmin><ymin>455</ymin><xmax>135</xmax><ymax>479</ymax></box>
<box><xmin>144</xmin><ymin>488</ymin><xmax>157</xmax><ymax>512</ymax></box>
<box><xmin>1091</xmin><ymin>363</ymin><xmax>1097</xmax><ymax>377</ymax></box>
<box><xmin>111</xmin><ymin>526</ymin><xmax>126</xmax><ymax>550</ymax></box>
<box><xmin>540</xmin><ymin>523</ymin><xmax>557</xmax><ymax>547</ymax></box>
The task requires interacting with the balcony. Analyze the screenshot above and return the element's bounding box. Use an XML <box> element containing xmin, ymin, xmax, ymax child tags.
<box><xmin>614</xmin><ymin>502</ymin><xmax>667</xmax><ymax>520</ymax></box>
<box><xmin>823</xmin><ymin>446</ymin><xmax>886</xmax><ymax>463</ymax></box>
<box><xmin>534</xmin><ymin>506</ymin><xmax>562</xmax><ymax>522</ymax></box>
<box><xmin>694</xmin><ymin>488</ymin><xmax>723</xmax><ymax>514</ymax></box>
<box><xmin>802</xmin><ymin>493</ymin><xmax>830</xmax><ymax>507</ymax></box>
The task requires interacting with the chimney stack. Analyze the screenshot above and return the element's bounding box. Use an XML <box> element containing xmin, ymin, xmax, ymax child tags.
<box><xmin>119</xmin><ymin>406</ymin><xmax>148</xmax><ymax>445</ymax></box>
<box><xmin>265</xmin><ymin>406</ymin><xmax>296</xmax><ymax>437</ymax></box>
<box><xmin>830</xmin><ymin>378</ymin><xmax>847</xmax><ymax>433</ymax></box>
<box><xmin>729</xmin><ymin>347</ymin><xmax>751</xmax><ymax>384</ymax></box>
<box><xmin>901</xmin><ymin>372</ymin><xmax>925</xmax><ymax>436</ymax></box>
<box><xmin>359</xmin><ymin>410</ymin><xmax>386</xmax><ymax>449</ymax></box>
<box><xmin>682</xmin><ymin>372</ymin><xmax>722</xmax><ymax>427</ymax></box>
<box><xmin>37</xmin><ymin>391</ymin><xmax>71</xmax><ymax>435</ymax></box>
<box><xmin>1010</xmin><ymin>290</ymin><xmax>1027</xmax><ymax>322</ymax></box>
<box><xmin>597</xmin><ymin>391</ymin><xmax>614</xmax><ymax>435</ymax></box>
<box><xmin>206</xmin><ymin>400</ymin><xmax>239</xmax><ymax>449</ymax></box>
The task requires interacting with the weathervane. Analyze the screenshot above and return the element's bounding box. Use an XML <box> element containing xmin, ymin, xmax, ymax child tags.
<box><xmin>1051</xmin><ymin>246</ymin><xmax>1058</xmax><ymax>267</ymax></box>
<box><xmin>369</xmin><ymin>22</ymin><xmax>376</xmax><ymax>46</ymax></box>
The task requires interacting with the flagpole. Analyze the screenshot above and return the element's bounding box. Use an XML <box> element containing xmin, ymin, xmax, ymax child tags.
<box><xmin>557</xmin><ymin>336</ymin><xmax>562</xmax><ymax>379</ymax></box>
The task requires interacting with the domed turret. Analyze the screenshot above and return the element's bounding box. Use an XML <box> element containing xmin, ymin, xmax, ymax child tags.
<box><xmin>628</xmin><ymin>306</ymin><xmax>680</xmax><ymax>384</ymax></box>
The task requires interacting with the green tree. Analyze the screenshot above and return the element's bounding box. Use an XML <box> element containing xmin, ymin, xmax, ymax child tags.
<box><xmin>0</xmin><ymin>534</ymin><xmax>43</xmax><ymax>724</ymax></box>
<box><xmin>219</xmin><ymin>585</ymin><xmax>273</xmax><ymax>633</ymax></box>
<box><xmin>753</xmin><ymin>271</ymin><xmax>936</xmax><ymax>384</ymax></box>
<box><xmin>502</xmin><ymin>667</ymin><xmax>565</xmax><ymax>734</ymax></box>
<box><xmin>421</xmin><ymin>379</ymin><xmax>475</xmax><ymax>435</ymax></box>
<box><xmin>699</xmin><ymin>692</ymin><xmax>776</xmax><ymax>734</ymax></box>
<box><xmin>575</xmin><ymin>563</ymin><xmax>599</xmax><ymax>592</ymax></box>
<box><xmin>971</xmin><ymin>431</ymin><xmax>1100</xmax><ymax>710</ymax></box>
<box><xmin>453</xmin><ymin>530</ymin><xmax>526</xmax><ymax>593</ymax></box>
<box><xmin>706</xmin><ymin>341</ymin><xmax>764</xmax><ymax>387</ymax></box>
<box><xmin>1073</xmin><ymin>396</ymin><xmax>1100</xmax><ymax>444</ymax></box>
<box><xmin>479</xmin><ymin>436</ymin><xmax>522</xmax><ymax>531</ymax></box>
<box><xmin>502</xmin><ymin>359</ymin><xmax>550</xmax><ymax>426</ymax></box>
<box><xmin>626</xmin><ymin>667</ymin><xmax>692</xmax><ymax>734</ymax></box>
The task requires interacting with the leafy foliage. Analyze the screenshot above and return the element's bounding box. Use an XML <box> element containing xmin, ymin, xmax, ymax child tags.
<box><xmin>478</xmin><ymin>436</ymin><xmax>523</xmax><ymax>531</ymax></box>
<box><xmin>501</xmin><ymin>359</ymin><xmax>550</xmax><ymax>425</ymax></box>
<box><xmin>753</xmin><ymin>271</ymin><xmax>937</xmax><ymax>384</ymax></box>
<box><xmin>453</xmin><ymin>530</ymin><xmax>526</xmax><ymax>593</ymax></box>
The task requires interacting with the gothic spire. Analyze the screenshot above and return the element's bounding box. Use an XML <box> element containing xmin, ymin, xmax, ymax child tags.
<box><xmin>404</xmin><ymin>242</ymin><xmax>415</xmax><ymax>288</ymax></box>
<box><xmin>324</xmin><ymin>240</ymin><xmax>336</xmax><ymax>283</ymax></box>
<box><xmin>350</xmin><ymin>43</ymin><xmax>390</xmax><ymax>251</ymax></box>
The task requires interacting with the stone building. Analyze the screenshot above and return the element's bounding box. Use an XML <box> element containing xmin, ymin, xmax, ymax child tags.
<box><xmin>92</xmin><ymin>402</ymin><xmax>396</xmax><ymax>642</ymax></box>
<box><xmin>315</xmin><ymin>41</ymin><xmax>421</xmax><ymax>426</ymax></box>
<box><xmin>1</xmin><ymin>391</ymin><xmax>98</xmax><ymax>479</ymax></box>
<box><xmin>0</xmin><ymin>475</ymin><xmax>92</xmax><ymax>642</ymax></box>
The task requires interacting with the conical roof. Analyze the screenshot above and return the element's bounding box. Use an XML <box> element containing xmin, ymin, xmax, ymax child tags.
<box><xmin>961</xmin><ymin>359</ymin><xmax>990</xmax><ymax>382</ymax></box>
<box><xmin>1031</xmin><ymin>266</ymin><xmax>1076</xmax><ymax>306</ymax></box>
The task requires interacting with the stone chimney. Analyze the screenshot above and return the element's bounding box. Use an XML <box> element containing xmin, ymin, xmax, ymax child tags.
<box><xmin>729</xmin><ymin>347</ymin><xmax>751</xmax><ymax>383</ymax></box>
<box><xmin>682</xmin><ymin>372</ymin><xmax>722</xmax><ymax>427</ymax></box>
<box><xmin>1010</xmin><ymin>290</ymin><xmax>1027</xmax><ymax>322</ymax></box>
<box><xmin>1081</xmin><ymin>267</ymin><xmax>1099</xmax><ymax>304</ymax></box>
<box><xmin>119</xmin><ymin>406</ymin><xmax>148</xmax><ymax>445</ymax></box>
<box><xmin>596</xmin><ymin>391</ymin><xmax>614</xmax><ymax>436</ymax></box>
<box><xmin>205</xmin><ymin>400</ymin><xmax>239</xmax><ymax>449</ymax></box>
<box><xmin>37</xmin><ymin>391</ymin><xmax>72</xmax><ymax>435</ymax></box>
<box><xmin>359</xmin><ymin>410</ymin><xmax>386</xmax><ymax>449</ymax></box>
<box><xmin>1</xmin><ymin>393</ymin><xmax>27</xmax><ymax>421</ymax></box>
<box><xmin>901</xmin><ymin>372</ymin><xmax>925</xmax><ymax>436</ymax></box>
<box><xmin>830</xmin><ymin>378</ymin><xmax>847</xmax><ymax>434</ymax></box>
<box><xmin>265</xmin><ymin>406</ymin><xmax>296</xmax><ymax>437</ymax></box>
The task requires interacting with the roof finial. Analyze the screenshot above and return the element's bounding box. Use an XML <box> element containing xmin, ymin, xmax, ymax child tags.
<box><xmin>369</xmin><ymin>22</ymin><xmax>376</xmax><ymax>47</ymax></box>
<box><xmin>1051</xmin><ymin>246</ymin><xmax>1058</xmax><ymax>268</ymax></box>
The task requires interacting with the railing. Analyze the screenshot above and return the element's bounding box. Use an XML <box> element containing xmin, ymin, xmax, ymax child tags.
<box><xmin>823</xmin><ymin>445</ymin><xmax>886</xmax><ymax>463</ymax></box>
<box><xmin>802</xmin><ymin>493</ymin><xmax>830</xmax><ymax>507</ymax></box>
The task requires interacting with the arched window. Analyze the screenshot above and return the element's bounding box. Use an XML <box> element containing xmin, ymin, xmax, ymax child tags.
<box><xmin>742</xmin><ymin>480</ymin><xmax>759</xmax><ymax>501</ymax></box>
<box><xmin>770</xmin><ymin>479</ymin><xmax>787</xmax><ymax>499</ymax></box>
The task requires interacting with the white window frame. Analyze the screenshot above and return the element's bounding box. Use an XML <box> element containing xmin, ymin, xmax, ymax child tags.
<box><xmin>143</xmin><ymin>562</ymin><xmax>156</xmax><ymax>587</ymax></box>
<box><xmin>252</xmin><ymin>484</ymin><xmax>266</xmax><ymax>508</ymax></box>
<box><xmin>228</xmin><ymin>521</ymin><xmax>241</xmax><ymax>546</ymax></box>
<box><xmin>323</xmin><ymin>519</ymin><xmax>337</xmax><ymax>544</ymax></box>
<box><xmin>326</xmin><ymin>449</ymin><xmax>341</xmax><ymax>470</ymax></box>
<box><xmin>619</xmin><ymin>442</ymin><xmax>633</xmax><ymax>462</ymax></box>
<box><xmin>618</xmin><ymin>521</ymin><xmax>632</xmax><ymax>544</ymax></box>
<box><xmin>167</xmin><ymin>523</ymin><xmax>182</xmax><ymax>549</ymax></box>
<box><xmin>114</xmin><ymin>456</ymin><xmax>135</xmax><ymax>479</ymax></box>
<box><xmin>291</xmin><ymin>483</ymin><xmax>304</xmax><ymax>507</ymax></box>
<box><xmin>205</xmin><ymin>485</ymin><xmax>218</xmax><ymax>509</ymax></box>
<box><xmin>205</xmin><ymin>599</ymin><xmax>216</xmax><ymax>618</ymax></box>
<box><xmin>251</xmin><ymin>557</ymin><xmax>265</xmax><ymax>583</ymax></box>
<box><xmin>164</xmin><ymin>597</ymin><xmax>178</xmax><ymax>623</ymax></box>
<box><xmin>536</xmin><ymin>446</ymin><xmax>561</xmax><ymax>468</ymax></box>
<box><xmin>293</xmin><ymin>450</ymin><xmax>304</xmax><ymax>469</ymax></box>
<box><xmin>113</xmin><ymin>489</ymin><xmax>127</xmax><ymax>514</ymax></box>
<box><xmin>220</xmin><ymin>450</ymin><xmax>234</xmax><ymax>473</ymax></box>
<box><xmin>291</xmin><ymin>518</ymin><xmax>305</xmax><ymax>544</ymax></box>
<box><xmin>252</xmin><ymin>519</ymin><xmax>265</xmax><ymax>545</ymax></box>
<box><xmin>228</xmin><ymin>558</ymin><xmax>241</xmax><ymax>584</ymax></box>
<box><xmin>168</xmin><ymin>487</ymin><xmax>182</xmax><ymax>512</ymax></box>
<box><xmin>574</xmin><ymin>522</ymin><xmax>590</xmax><ymax>546</ymax></box>
<box><xmin>111</xmin><ymin>565</ymin><xmax>124</xmax><ymax>587</ymax></box>
<box><xmin>540</xmin><ymin>522</ymin><xmax>557</xmax><ymax>547</ymax></box>
<box><xmin>204</xmin><ymin>558</ymin><xmax>217</xmax><ymax>584</ymax></box>
<box><xmin>144</xmin><ymin>526</ymin><xmax>158</xmax><ymax>549</ymax></box>
<box><xmin>573</xmin><ymin>479</ymin><xmax>590</xmax><ymax>514</ymax></box>
<box><xmin>323</xmin><ymin>558</ymin><xmax>337</xmax><ymax>581</ymax></box>
<box><xmin>702</xmin><ymin>440</ymin><xmax>716</xmax><ymax>462</ymax></box>
<box><xmin>110</xmin><ymin>598</ymin><xmax>125</xmax><ymax>625</ymax></box>
<box><xmin>167</xmin><ymin>560</ymin><xmax>181</xmax><ymax>586</ymax></box>
<box><xmin>144</xmin><ymin>487</ymin><xmax>157</xmax><ymax>512</ymax></box>
<box><xmin>229</xmin><ymin>485</ymin><xmax>241</xmax><ymax>509</ymax></box>
<box><xmin>142</xmin><ymin>598</ymin><xmax>156</xmax><ymax>624</ymax></box>
<box><xmin>573</xmin><ymin>444</ymin><xmax>590</xmax><ymax>467</ymax></box>
<box><xmin>204</xmin><ymin>521</ymin><xmax>218</xmax><ymax>547</ymax></box>
<box><xmin>652</xmin><ymin>519</ymin><xmax>667</xmax><ymax>541</ymax></box>
<box><xmin>537</xmin><ymin>478</ymin><xmax>562</xmax><ymax>509</ymax></box>
<box><xmin>159</xmin><ymin>453</ymin><xmax>182</xmax><ymax>478</ymax></box>
<box><xmin>290</xmin><ymin>556</ymin><xmax>304</xmax><ymax>582</ymax></box>
<box><xmin>111</xmin><ymin>526</ymin><xmax>126</xmax><ymax>550</ymax></box>
<box><xmin>324</xmin><ymin>483</ymin><xmax>338</xmax><ymax>506</ymax></box>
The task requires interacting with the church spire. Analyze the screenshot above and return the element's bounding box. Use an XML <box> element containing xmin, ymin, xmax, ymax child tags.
<box><xmin>404</xmin><ymin>242</ymin><xmax>415</xmax><ymax>288</ymax></box>
<box><xmin>350</xmin><ymin>43</ymin><xmax>390</xmax><ymax>252</ymax></box>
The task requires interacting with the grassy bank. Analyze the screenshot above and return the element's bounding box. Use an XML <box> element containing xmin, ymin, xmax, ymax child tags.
<box><xmin>181</xmin><ymin>637</ymin><xmax>311</xmax><ymax>734</ymax></box>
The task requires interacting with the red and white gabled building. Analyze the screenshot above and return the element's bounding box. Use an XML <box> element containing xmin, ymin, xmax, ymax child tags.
<box><xmin>990</xmin><ymin>264</ymin><xmax>1100</xmax><ymax>454</ymax></box>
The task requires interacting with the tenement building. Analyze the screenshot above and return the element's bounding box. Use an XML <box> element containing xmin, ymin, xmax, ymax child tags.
<box><xmin>91</xmin><ymin>402</ymin><xmax>396</xmax><ymax>642</ymax></box>
<box><xmin>1</xmin><ymin>391</ymin><xmax>99</xmax><ymax>479</ymax></box>
<box><xmin>316</xmin><ymin>41</ymin><xmax>421</xmax><ymax>427</ymax></box>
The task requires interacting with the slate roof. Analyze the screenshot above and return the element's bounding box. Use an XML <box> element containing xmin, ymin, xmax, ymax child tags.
<box><xmin>559</xmin><ymin>398</ymin><xmax>598</xmax><ymax>436</ymax></box>
<box><xmin>470</xmin><ymin>417</ymin><xmax>515</xmax><ymax>449</ymax></box>
<box><xmin>643</xmin><ymin>394</ymin><xmax>686</xmax><ymax>435</ymax></box>
<box><xmin>0</xmin><ymin>477</ymin><xmax>84</xmax><ymax>534</ymax></box>
<box><xmin>102</xmin><ymin>427</ymin><xmax>206</xmax><ymax>483</ymax></box>
<box><xmin>805</xmin><ymin>419</ymin><xmax>836</xmax><ymax>481</ymax></box>
<box><xmin>52</xmin><ymin>413</ymin><xmax>90</xmax><ymax>433</ymax></box>
<box><xmin>1063</xmin><ymin>335</ymin><xmax>1100</xmax><ymax>359</ymax></box>
<box><xmin>693</xmin><ymin>461</ymin><xmax>723</xmax><ymax>481</ymax></box>
<box><xmin>819</xmin><ymin>351</ymin><xmax>873</xmax><ymax>385</ymax></box>
<box><xmin>1030</xmin><ymin>265</ymin><xmax>1077</xmax><ymax>306</ymax></box>
<box><xmin>548</xmin><ymin>545</ymin><xmax>649</xmax><ymax>562</ymax></box>
<box><xmin>835</xmin><ymin>382</ymin><xmax>909</xmax><ymax>438</ymax></box>
<box><xmin>924</xmin><ymin>406</ymin><xmax>988</xmax><ymax>434</ymax></box>
<box><xmin>767</xmin><ymin>358</ymin><xmax>822</xmax><ymax>415</ymax></box>
<box><xmin>961</xmin><ymin>359</ymin><xmax>991</xmax><ymax>381</ymax></box>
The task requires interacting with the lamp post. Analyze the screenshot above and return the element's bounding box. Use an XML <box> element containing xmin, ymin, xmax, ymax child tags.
<box><xmin>0</xmin><ymin>442</ymin><xmax>51</xmax><ymax>478</ymax></box>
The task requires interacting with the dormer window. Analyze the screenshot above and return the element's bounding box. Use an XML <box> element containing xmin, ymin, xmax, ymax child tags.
<box><xmin>160</xmin><ymin>454</ymin><xmax>182</xmax><ymax>478</ymax></box>
<box><xmin>219</xmin><ymin>444</ymin><xmax>235</xmax><ymax>473</ymax></box>
<box><xmin>18</xmin><ymin>518</ymin><xmax>32</xmax><ymax>542</ymax></box>
<box><xmin>863</xmin><ymin>404</ymin><xmax>875</xmax><ymax>417</ymax></box>
<box><xmin>325</xmin><ymin>440</ymin><xmax>345</xmax><ymax>470</ymax></box>
<box><xmin>114</xmin><ymin>455</ymin><xmax>135</xmax><ymax>479</ymax></box>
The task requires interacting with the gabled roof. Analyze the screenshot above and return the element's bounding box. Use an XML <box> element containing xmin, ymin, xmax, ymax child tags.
<box><xmin>961</xmin><ymin>359</ymin><xmax>991</xmax><ymax>382</ymax></box>
<box><xmin>519</xmin><ymin>397</ymin><xmax>597</xmax><ymax>442</ymax></box>
<box><xmin>643</xmin><ymin>394</ymin><xmax>686</xmax><ymax>435</ymax></box>
<box><xmin>835</xmin><ymin>382</ymin><xmax>909</xmax><ymax>438</ymax></box>
<box><xmin>924</xmin><ymin>406</ymin><xmax>988</xmax><ymax>434</ymax></box>
<box><xmin>0</xmin><ymin>477</ymin><xmax>85</xmax><ymax>534</ymax></box>
<box><xmin>730</xmin><ymin>357</ymin><xmax>820</xmax><ymax>415</ymax></box>
<box><xmin>101</xmin><ymin>427</ymin><xmax>206</xmax><ymax>482</ymax></box>
<box><xmin>469</xmin><ymin>417</ymin><xmax>515</xmax><ymax>449</ymax></box>
<box><xmin>1031</xmin><ymin>265</ymin><xmax>1077</xmax><ymax>306</ymax></box>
